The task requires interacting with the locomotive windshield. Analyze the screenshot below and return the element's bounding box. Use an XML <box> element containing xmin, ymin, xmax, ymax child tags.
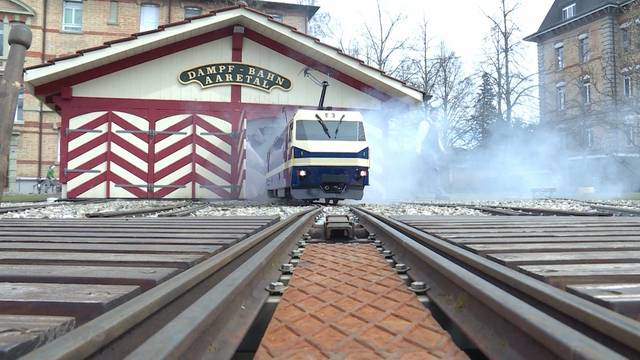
<box><xmin>296</xmin><ymin>120</ymin><xmax>366</xmax><ymax>141</ymax></box>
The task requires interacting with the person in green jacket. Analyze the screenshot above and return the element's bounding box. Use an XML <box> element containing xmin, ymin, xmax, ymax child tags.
<box><xmin>46</xmin><ymin>165</ymin><xmax>55</xmax><ymax>181</ymax></box>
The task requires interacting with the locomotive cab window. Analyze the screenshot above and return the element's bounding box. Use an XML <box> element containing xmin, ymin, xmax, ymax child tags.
<box><xmin>296</xmin><ymin>120</ymin><xmax>366</xmax><ymax>141</ymax></box>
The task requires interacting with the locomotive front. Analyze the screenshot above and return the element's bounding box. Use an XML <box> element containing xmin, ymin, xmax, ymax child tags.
<box><xmin>266</xmin><ymin>109</ymin><xmax>370</xmax><ymax>204</ymax></box>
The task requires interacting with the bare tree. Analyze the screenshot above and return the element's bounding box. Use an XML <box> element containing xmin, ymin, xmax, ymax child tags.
<box><xmin>298</xmin><ymin>0</ymin><xmax>335</xmax><ymax>40</ymax></box>
<box><xmin>485</xmin><ymin>0</ymin><xmax>536</xmax><ymax>125</ymax></box>
<box><xmin>360</xmin><ymin>0</ymin><xmax>408</xmax><ymax>76</ymax></box>
<box><xmin>403</xmin><ymin>17</ymin><xmax>439</xmax><ymax>105</ymax></box>
<box><xmin>307</xmin><ymin>11</ymin><xmax>333</xmax><ymax>39</ymax></box>
<box><xmin>432</xmin><ymin>43</ymin><xmax>476</xmax><ymax>148</ymax></box>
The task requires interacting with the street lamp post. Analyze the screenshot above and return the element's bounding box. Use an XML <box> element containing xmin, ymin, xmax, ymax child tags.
<box><xmin>0</xmin><ymin>22</ymin><xmax>32</xmax><ymax>200</ymax></box>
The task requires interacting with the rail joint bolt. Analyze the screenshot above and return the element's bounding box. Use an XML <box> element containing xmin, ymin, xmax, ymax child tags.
<box><xmin>410</xmin><ymin>281</ymin><xmax>429</xmax><ymax>294</ymax></box>
<box><xmin>280</xmin><ymin>263</ymin><xmax>294</xmax><ymax>274</ymax></box>
<box><xmin>395</xmin><ymin>263</ymin><xmax>410</xmax><ymax>274</ymax></box>
<box><xmin>266</xmin><ymin>281</ymin><xmax>286</xmax><ymax>295</ymax></box>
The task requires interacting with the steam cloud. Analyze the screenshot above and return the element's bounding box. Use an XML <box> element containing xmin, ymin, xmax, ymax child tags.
<box><xmin>243</xmin><ymin>108</ymin><xmax>639</xmax><ymax>203</ymax></box>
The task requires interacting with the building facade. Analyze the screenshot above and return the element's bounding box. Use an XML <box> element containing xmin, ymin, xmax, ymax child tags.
<box><xmin>1</xmin><ymin>0</ymin><xmax>318</xmax><ymax>192</ymax></box>
<box><xmin>526</xmin><ymin>0</ymin><xmax>640</xmax><ymax>192</ymax></box>
<box><xmin>23</xmin><ymin>5</ymin><xmax>422</xmax><ymax>199</ymax></box>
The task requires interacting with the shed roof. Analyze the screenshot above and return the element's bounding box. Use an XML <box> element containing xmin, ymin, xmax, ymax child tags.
<box><xmin>24</xmin><ymin>5</ymin><xmax>422</xmax><ymax>105</ymax></box>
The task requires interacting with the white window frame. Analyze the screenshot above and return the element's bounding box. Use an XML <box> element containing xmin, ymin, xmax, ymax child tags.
<box><xmin>62</xmin><ymin>0</ymin><xmax>83</xmax><ymax>33</ymax></box>
<box><xmin>140</xmin><ymin>3</ymin><xmax>160</xmax><ymax>32</ymax></box>
<box><xmin>624</xmin><ymin>123</ymin><xmax>635</xmax><ymax>146</ymax></box>
<box><xmin>624</xmin><ymin>75</ymin><xmax>633</xmax><ymax>97</ymax></box>
<box><xmin>557</xmin><ymin>85</ymin><xmax>566</xmax><ymax>110</ymax></box>
<box><xmin>582</xmin><ymin>78</ymin><xmax>592</xmax><ymax>105</ymax></box>
<box><xmin>184</xmin><ymin>6</ymin><xmax>202</xmax><ymax>18</ymax></box>
<box><xmin>562</xmin><ymin>3</ymin><xmax>576</xmax><ymax>20</ymax></box>
<box><xmin>556</xmin><ymin>45</ymin><xmax>564</xmax><ymax>70</ymax></box>
<box><xmin>579</xmin><ymin>34</ymin><xmax>589</xmax><ymax>63</ymax></box>
<box><xmin>622</xmin><ymin>27</ymin><xmax>630</xmax><ymax>50</ymax></box>
<box><xmin>586</xmin><ymin>127</ymin><xmax>593</xmax><ymax>148</ymax></box>
<box><xmin>108</xmin><ymin>1</ymin><xmax>119</xmax><ymax>25</ymax></box>
<box><xmin>14</xmin><ymin>88</ymin><xmax>24</xmax><ymax>124</ymax></box>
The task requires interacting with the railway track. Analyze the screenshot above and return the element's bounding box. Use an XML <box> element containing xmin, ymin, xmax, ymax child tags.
<box><xmin>0</xmin><ymin>200</ymin><xmax>110</xmax><ymax>216</ymax></box>
<box><xmin>2</xmin><ymin>204</ymin><xmax>640</xmax><ymax>359</ymax></box>
<box><xmin>430</xmin><ymin>202</ymin><xmax>615</xmax><ymax>216</ymax></box>
<box><xmin>569</xmin><ymin>200</ymin><xmax>640</xmax><ymax>217</ymax></box>
<box><xmin>353</xmin><ymin>208</ymin><xmax>640</xmax><ymax>359</ymax></box>
<box><xmin>0</xmin><ymin>200</ymin><xmax>202</xmax><ymax>219</ymax></box>
<box><xmin>0</xmin><ymin>201</ymin><xmax>76</xmax><ymax>215</ymax></box>
<box><xmin>83</xmin><ymin>202</ymin><xmax>196</xmax><ymax>218</ymax></box>
<box><xmin>0</xmin><ymin>210</ymin><xmax>314</xmax><ymax>359</ymax></box>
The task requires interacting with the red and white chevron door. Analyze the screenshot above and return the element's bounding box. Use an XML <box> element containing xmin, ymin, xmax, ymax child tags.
<box><xmin>62</xmin><ymin>110</ymin><xmax>245</xmax><ymax>199</ymax></box>
<box><xmin>109</xmin><ymin>111</ymin><xmax>151</xmax><ymax>198</ymax></box>
<box><xmin>65</xmin><ymin>111</ymin><xmax>109</xmax><ymax>199</ymax></box>
<box><xmin>194</xmin><ymin>114</ymin><xmax>235</xmax><ymax>199</ymax></box>
<box><xmin>152</xmin><ymin>114</ymin><xmax>194</xmax><ymax>199</ymax></box>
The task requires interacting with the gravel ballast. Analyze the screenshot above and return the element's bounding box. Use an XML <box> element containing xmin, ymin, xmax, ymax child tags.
<box><xmin>0</xmin><ymin>200</ymin><xmax>185</xmax><ymax>219</ymax></box>
<box><xmin>361</xmin><ymin>203</ymin><xmax>486</xmax><ymax>217</ymax></box>
<box><xmin>193</xmin><ymin>201</ymin><xmax>310</xmax><ymax>219</ymax></box>
<box><xmin>1</xmin><ymin>198</ymin><xmax>639</xmax><ymax>219</ymax></box>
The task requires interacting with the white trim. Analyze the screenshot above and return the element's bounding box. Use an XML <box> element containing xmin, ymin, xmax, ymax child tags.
<box><xmin>578</xmin><ymin>33</ymin><xmax>588</xmax><ymax>40</ymax></box>
<box><xmin>555</xmin><ymin>81</ymin><xmax>566</xmax><ymax>88</ymax></box>
<box><xmin>24</xmin><ymin>8</ymin><xmax>422</xmax><ymax>104</ymax></box>
<box><xmin>554</xmin><ymin>41</ymin><xmax>564</xmax><ymax>49</ymax></box>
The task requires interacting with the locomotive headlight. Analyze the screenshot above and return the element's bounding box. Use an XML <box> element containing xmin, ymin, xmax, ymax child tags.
<box><xmin>298</xmin><ymin>169</ymin><xmax>307</xmax><ymax>177</ymax></box>
<box><xmin>359</xmin><ymin>170</ymin><xmax>368</xmax><ymax>177</ymax></box>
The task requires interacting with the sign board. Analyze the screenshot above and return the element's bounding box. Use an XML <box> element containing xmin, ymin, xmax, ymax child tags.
<box><xmin>179</xmin><ymin>63</ymin><xmax>292</xmax><ymax>92</ymax></box>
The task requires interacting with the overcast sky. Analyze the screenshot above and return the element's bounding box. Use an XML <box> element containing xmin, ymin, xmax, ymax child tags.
<box><xmin>320</xmin><ymin>0</ymin><xmax>555</xmax><ymax>73</ymax></box>
<box><xmin>279</xmin><ymin>0</ymin><xmax>555</xmax><ymax>76</ymax></box>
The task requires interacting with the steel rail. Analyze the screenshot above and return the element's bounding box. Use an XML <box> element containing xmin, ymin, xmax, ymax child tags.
<box><xmin>468</xmin><ymin>205</ymin><xmax>527</xmax><ymax>216</ymax></box>
<box><xmin>496</xmin><ymin>205</ymin><xmax>612</xmax><ymax>217</ymax></box>
<box><xmin>425</xmin><ymin>202</ymin><xmax>613</xmax><ymax>217</ymax></box>
<box><xmin>157</xmin><ymin>204</ymin><xmax>209</xmax><ymax>217</ymax></box>
<box><xmin>84</xmin><ymin>203</ymin><xmax>191</xmax><ymax>218</ymax></box>
<box><xmin>0</xmin><ymin>200</ymin><xmax>106</xmax><ymax>215</ymax></box>
<box><xmin>586</xmin><ymin>204</ymin><xmax>640</xmax><ymax>216</ymax></box>
<box><xmin>353</xmin><ymin>207</ymin><xmax>640</xmax><ymax>359</ymax></box>
<box><xmin>22</xmin><ymin>207</ymin><xmax>318</xmax><ymax>360</ymax></box>
<box><xmin>0</xmin><ymin>202</ymin><xmax>70</xmax><ymax>214</ymax></box>
<box><xmin>125</xmin><ymin>208</ymin><xmax>320</xmax><ymax>360</ymax></box>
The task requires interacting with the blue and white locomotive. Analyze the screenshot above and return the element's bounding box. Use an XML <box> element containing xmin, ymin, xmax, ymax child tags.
<box><xmin>266</xmin><ymin>109</ymin><xmax>370</xmax><ymax>204</ymax></box>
